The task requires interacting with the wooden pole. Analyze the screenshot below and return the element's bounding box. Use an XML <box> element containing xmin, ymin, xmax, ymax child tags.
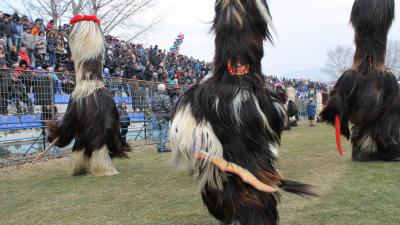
<box><xmin>32</xmin><ymin>138</ymin><xmax>59</xmax><ymax>164</ymax></box>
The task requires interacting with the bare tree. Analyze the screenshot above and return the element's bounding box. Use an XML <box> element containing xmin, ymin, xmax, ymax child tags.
<box><xmin>67</xmin><ymin>0</ymin><xmax>161</xmax><ymax>40</ymax></box>
<box><xmin>75</xmin><ymin>0</ymin><xmax>160</xmax><ymax>39</ymax></box>
<box><xmin>385</xmin><ymin>40</ymin><xmax>400</xmax><ymax>78</ymax></box>
<box><xmin>323</xmin><ymin>40</ymin><xmax>400</xmax><ymax>79</ymax></box>
<box><xmin>321</xmin><ymin>46</ymin><xmax>353</xmax><ymax>79</ymax></box>
<box><xmin>70</xmin><ymin>0</ymin><xmax>87</xmax><ymax>15</ymax></box>
<box><xmin>8</xmin><ymin>0</ymin><xmax>70</xmax><ymax>25</ymax></box>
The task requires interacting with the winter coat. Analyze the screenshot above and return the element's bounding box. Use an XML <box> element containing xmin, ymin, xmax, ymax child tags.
<box><xmin>33</xmin><ymin>74</ymin><xmax>57</xmax><ymax>105</ymax></box>
<box><xmin>47</xmin><ymin>38</ymin><xmax>56</xmax><ymax>52</ymax></box>
<box><xmin>0</xmin><ymin>70</ymin><xmax>10</xmax><ymax>98</ymax></box>
<box><xmin>118</xmin><ymin>107</ymin><xmax>131</xmax><ymax>128</ymax></box>
<box><xmin>151</xmin><ymin>92</ymin><xmax>172</xmax><ymax>120</ymax></box>
<box><xmin>0</xmin><ymin>20</ymin><xmax>13</xmax><ymax>38</ymax></box>
<box><xmin>8</xmin><ymin>50</ymin><xmax>19</xmax><ymax>64</ymax></box>
<box><xmin>22</xmin><ymin>32</ymin><xmax>37</xmax><ymax>50</ymax></box>
<box><xmin>18</xmin><ymin>51</ymin><xmax>30</xmax><ymax>65</ymax></box>
<box><xmin>56</xmin><ymin>37</ymin><xmax>65</xmax><ymax>55</ymax></box>
<box><xmin>307</xmin><ymin>102</ymin><xmax>317</xmax><ymax>117</ymax></box>
<box><xmin>13</xmin><ymin>24</ymin><xmax>23</xmax><ymax>39</ymax></box>
<box><xmin>36</xmin><ymin>36</ymin><xmax>47</xmax><ymax>54</ymax></box>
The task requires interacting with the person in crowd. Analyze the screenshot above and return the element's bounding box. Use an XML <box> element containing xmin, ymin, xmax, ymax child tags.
<box><xmin>103</xmin><ymin>67</ymin><xmax>112</xmax><ymax>89</ymax></box>
<box><xmin>18</xmin><ymin>47</ymin><xmax>31</xmax><ymax>66</ymax></box>
<box><xmin>33</xmin><ymin>66</ymin><xmax>57</xmax><ymax>119</ymax></box>
<box><xmin>0</xmin><ymin>14</ymin><xmax>14</xmax><ymax>51</ymax></box>
<box><xmin>46</xmin><ymin>20</ymin><xmax>55</xmax><ymax>32</ymax></box>
<box><xmin>36</xmin><ymin>31</ymin><xmax>47</xmax><ymax>61</ymax></box>
<box><xmin>118</xmin><ymin>101</ymin><xmax>131</xmax><ymax>144</ymax></box>
<box><xmin>0</xmin><ymin>45</ymin><xmax>6</xmax><ymax>61</ymax></box>
<box><xmin>11</xmin><ymin>10</ymin><xmax>20</xmax><ymax>22</ymax></box>
<box><xmin>129</xmin><ymin>75</ymin><xmax>142</xmax><ymax>111</ymax></box>
<box><xmin>21</xmin><ymin>28</ymin><xmax>36</xmax><ymax>65</ymax></box>
<box><xmin>46</xmin><ymin>31</ymin><xmax>57</xmax><ymax>66</ymax></box>
<box><xmin>105</xmin><ymin>50</ymin><xmax>115</xmax><ymax>69</ymax></box>
<box><xmin>55</xmin><ymin>32</ymin><xmax>65</xmax><ymax>62</ymax></box>
<box><xmin>12</xmin><ymin>19</ymin><xmax>22</xmax><ymax>50</ymax></box>
<box><xmin>150</xmin><ymin>83</ymin><xmax>171</xmax><ymax>153</ymax></box>
<box><xmin>31</xmin><ymin>23</ymin><xmax>40</xmax><ymax>36</ymax></box>
<box><xmin>0</xmin><ymin>38</ymin><xmax>5</xmax><ymax>51</ymax></box>
<box><xmin>0</xmin><ymin>60</ymin><xmax>10</xmax><ymax>115</ymax></box>
<box><xmin>21</xmin><ymin>15</ymin><xmax>30</xmax><ymax>31</ymax></box>
<box><xmin>307</xmin><ymin>99</ymin><xmax>317</xmax><ymax>127</ymax></box>
<box><xmin>9</xmin><ymin>61</ymin><xmax>34</xmax><ymax>114</ymax></box>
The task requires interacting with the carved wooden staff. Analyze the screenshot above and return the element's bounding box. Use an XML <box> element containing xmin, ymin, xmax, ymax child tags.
<box><xmin>32</xmin><ymin>138</ymin><xmax>59</xmax><ymax>164</ymax></box>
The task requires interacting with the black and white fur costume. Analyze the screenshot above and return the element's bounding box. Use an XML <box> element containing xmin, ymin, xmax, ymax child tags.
<box><xmin>321</xmin><ymin>0</ymin><xmax>400</xmax><ymax>161</ymax></box>
<box><xmin>170</xmin><ymin>1</ymin><xmax>315</xmax><ymax>224</ymax></box>
<box><xmin>48</xmin><ymin>17</ymin><xmax>130</xmax><ymax>176</ymax></box>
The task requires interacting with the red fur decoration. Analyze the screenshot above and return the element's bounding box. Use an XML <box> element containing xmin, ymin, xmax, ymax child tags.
<box><xmin>70</xmin><ymin>15</ymin><xmax>101</xmax><ymax>25</ymax></box>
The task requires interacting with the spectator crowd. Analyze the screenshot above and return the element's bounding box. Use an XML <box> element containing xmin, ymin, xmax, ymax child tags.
<box><xmin>0</xmin><ymin>10</ymin><xmax>212</xmax><ymax>86</ymax></box>
<box><xmin>0</xmin><ymin>9</ymin><xmax>328</xmax><ymax>117</ymax></box>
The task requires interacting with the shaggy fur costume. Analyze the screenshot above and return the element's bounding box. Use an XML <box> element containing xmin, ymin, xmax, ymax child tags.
<box><xmin>321</xmin><ymin>0</ymin><xmax>400</xmax><ymax>161</ymax></box>
<box><xmin>170</xmin><ymin>1</ymin><xmax>316</xmax><ymax>224</ymax></box>
<box><xmin>47</xmin><ymin>16</ymin><xmax>130</xmax><ymax>176</ymax></box>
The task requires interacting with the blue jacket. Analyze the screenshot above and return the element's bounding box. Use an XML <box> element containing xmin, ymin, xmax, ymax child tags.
<box><xmin>13</xmin><ymin>24</ymin><xmax>23</xmax><ymax>38</ymax></box>
<box><xmin>307</xmin><ymin>102</ymin><xmax>317</xmax><ymax>117</ymax></box>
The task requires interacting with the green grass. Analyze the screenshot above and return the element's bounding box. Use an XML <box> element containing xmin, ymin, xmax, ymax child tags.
<box><xmin>1</xmin><ymin>124</ymin><xmax>399</xmax><ymax>225</ymax></box>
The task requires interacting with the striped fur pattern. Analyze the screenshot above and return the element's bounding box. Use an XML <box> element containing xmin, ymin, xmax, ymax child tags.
<box><xmin>171</xmin><ymin>1</ymin><xmax>315</xmax><ymax>224</ymax></box>
<box><xmin>320</xmin><ymin>0</ymin><xmax>400</xmax><ymax>161</ymax></box>
<box><xmin>69</xmin><ymin>21</ymin><xmax>105</xmax><ymax>100</ymax></box>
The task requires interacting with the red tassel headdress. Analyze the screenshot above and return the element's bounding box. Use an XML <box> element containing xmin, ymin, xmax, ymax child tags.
<box><xmin>70</xmin><ymin>15</ymin><xmax>101</xmax><ymax>25</ymax></box>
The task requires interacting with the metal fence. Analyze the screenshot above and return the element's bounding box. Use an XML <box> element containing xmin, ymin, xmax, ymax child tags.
<box><xmin>0</xmin><ymin>68</ymin><xmax>189</xmax><ymax>159</ymax></box>
<box><xmin>0</xmin><ymin>68</ymin><xmax>311</xmax><ymax>162</ymax></box>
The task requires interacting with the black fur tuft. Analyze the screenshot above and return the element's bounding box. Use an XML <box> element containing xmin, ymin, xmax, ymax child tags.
<box><xmin>280</xmin><ymin>180</ymin><xmax>318</xmax><ymax>197</ymax></box>
<box><xmin>350</xmin><ymin>0</ymin><xmax>395</xmax><ymax>70</ymax></box>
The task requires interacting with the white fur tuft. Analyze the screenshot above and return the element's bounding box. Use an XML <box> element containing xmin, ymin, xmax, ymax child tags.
<box><xmin>269</xmin><ymin>143</ymin><xmax>279</xmax><ymax>157</ymax></box>
<box><xmin>170</xmin><ymin>104</ymin><xmax>226</xmax><ymax>191</ymax></box>
<box><xmin>359</xmin><ymin>135</ymin><xmax>377</xmax><ymax>153</ymax></box>
<box><xmin>252</xmin><ymin>95</ymin><xmax>277</xmax><ymax>138</ymax></box>
<box><xmin>72</xmin><ymin>80</ymin><xmax>105</xmax><ymax>100</ymax></box>
<box><xmin>255</xmin><ymin>0</ymin><xmax>277</xmax><ymax>35</ymax></box>
<box><xmin>232</xmin><ymin>90</ymin><xmax>250</xmax><ymax>126</ymax></box>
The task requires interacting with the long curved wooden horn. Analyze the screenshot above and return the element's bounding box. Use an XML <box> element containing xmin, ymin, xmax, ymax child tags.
<box><xmin>196</xmin><ymin>152</ymin><xmax>278</xmax><ymax>193</ymax></box>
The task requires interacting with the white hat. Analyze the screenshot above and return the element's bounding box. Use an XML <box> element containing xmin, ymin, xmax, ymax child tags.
<box><xmin>157</xmin><ymin>83</ymin><xmax>166</xmax><ymax>92</ymax></box>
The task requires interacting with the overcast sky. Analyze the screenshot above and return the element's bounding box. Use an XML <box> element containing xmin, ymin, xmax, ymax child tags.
<box><xmin>149</xmin><ymin>0</ymin><xmax>400</xmax><ymax>78</ymax></box>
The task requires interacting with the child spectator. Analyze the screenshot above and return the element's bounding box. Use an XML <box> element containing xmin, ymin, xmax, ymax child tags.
<box><xmin>18</xmin><ymin>47</ymin><xmax>30</xmax><ymax>66</ymax></box>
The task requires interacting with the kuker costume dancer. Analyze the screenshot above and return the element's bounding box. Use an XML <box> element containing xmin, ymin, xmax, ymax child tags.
<box><xmin>321</xmin><ymin>0</ymin><xmax>400</xmax><ymax>161</ymax></box>
<box><xmin>47</xmin><ymin>15</ymin><xmax>130</xmax><ymax>176</ymax></box>
<box><xmin>170</xmin><ymin>1</ymin><xmax>316</xmax><ymax>224</ymax></box>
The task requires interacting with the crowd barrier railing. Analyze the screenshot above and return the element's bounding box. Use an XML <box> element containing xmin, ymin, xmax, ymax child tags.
<box><xmin>0</xmin><ymin>68</ymin><xmax>189</xmax><ymax>157</ymax></box>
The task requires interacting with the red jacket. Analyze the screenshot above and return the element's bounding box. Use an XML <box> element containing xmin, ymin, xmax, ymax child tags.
<box><xmin>18</xmin><ymin>51</ymin><xmax>31</xmax><ymax>65</ymax></box>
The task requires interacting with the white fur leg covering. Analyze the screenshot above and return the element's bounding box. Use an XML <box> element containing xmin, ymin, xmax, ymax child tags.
<box><xmin>89</xmin><ymin>145</ymin><xmax>119</xmax><ymax>177</ymax></box>
<box><xmin>69</xmin><ymin>150</ymin><xmax>90</xmax><ymax>176</ymax></box>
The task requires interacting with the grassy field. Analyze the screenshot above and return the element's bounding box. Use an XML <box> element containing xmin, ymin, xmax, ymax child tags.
<box><xmin>1</xmin><ymin>124</ymin><xmax>399</xmax><ymax>225</ymax></box>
